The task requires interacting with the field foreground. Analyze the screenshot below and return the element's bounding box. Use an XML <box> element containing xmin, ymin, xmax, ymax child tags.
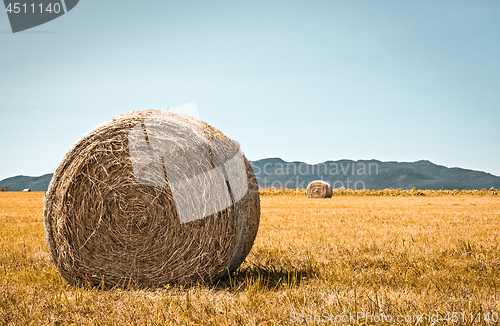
<box><xmin>1</xmin><ymin>191</ymin><xmax>500</xmax><ymax>325</ymax></box>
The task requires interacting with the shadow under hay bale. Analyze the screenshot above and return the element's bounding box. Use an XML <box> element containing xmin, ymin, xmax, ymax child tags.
<box><xmin>306</xmin><ymin>180</ymin><xmax>332</xmax><ymax>198</ymax></box>
<box><xmin>43</xmin><ymin>110</ymin><xmax>260</xmax><ymax>288</ymax></box>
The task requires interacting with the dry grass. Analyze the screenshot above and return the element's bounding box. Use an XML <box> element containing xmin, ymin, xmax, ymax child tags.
<box><xmin>1</xmin><ymin>191</ymin><xmax>500</xmax><ymax>325</ymax></box>
<box><xmin>260</xmin><ymin>187</ymin><xmax>499</xmax><ymax>197</ymax></box>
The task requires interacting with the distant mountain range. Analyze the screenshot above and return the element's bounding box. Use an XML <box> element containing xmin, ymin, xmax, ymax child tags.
<box><xmin>0</xmin><ymin>173</ymin><xmax>53</xmax><ymax>192</ymax></box>
<box><xmin>250</xmin><ymin>158</ymin><xmax>500</xmax><ymax>190</ymax></box>
<box><xmin>0</xmin><ymin>159</ymin><xmax>499</xmax><ymax>191</ymax></box>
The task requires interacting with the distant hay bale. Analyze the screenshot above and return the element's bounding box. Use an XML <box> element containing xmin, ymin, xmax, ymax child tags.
<box><xmin>22</xmin><ymin>188</ymin><xmax>31</xmax><ymax>192</ymax></box>
<box><xmin>306</xmin><ymin>180</ymin><xmax>332</xmax><ymax>198</ymax></box>
<box><xmin>43</xmin><ymin>110</ymin><xmax>260</xmax><ymax>288</ymax></box>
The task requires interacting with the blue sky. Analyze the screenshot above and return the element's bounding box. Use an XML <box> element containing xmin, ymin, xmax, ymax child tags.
<box><xmin>0</xmin><ymin>0</ymin><xmax>499</xmax><ymax>181</ymax></box>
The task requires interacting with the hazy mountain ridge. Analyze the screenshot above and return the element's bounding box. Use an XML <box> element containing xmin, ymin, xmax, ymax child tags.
<box><xmin>249</xmin><ymin>158</ymin><xmax>500</xmax><ymax>190</ymax></box>
<box><xmin>0</xmin><ymin>159</ymin><xmax>499</xmax><ymax>191</ymax></box>
<box><xmin>0</xmin><ymin>174</ymin><xmax>53</xmax><ymax>191</ymax></box>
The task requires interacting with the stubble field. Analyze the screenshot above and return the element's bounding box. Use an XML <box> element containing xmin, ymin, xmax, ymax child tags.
<box><xmin>1</xmin><ymin>190</ymin><xmax>499</xmax><ymax>325</ymax></box>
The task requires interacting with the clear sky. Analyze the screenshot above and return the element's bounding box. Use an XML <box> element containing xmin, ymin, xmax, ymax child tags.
<box><xmin>0</xmin><ymin>0</ymin><xmax>499</xmax><ymax>181</ymax></box>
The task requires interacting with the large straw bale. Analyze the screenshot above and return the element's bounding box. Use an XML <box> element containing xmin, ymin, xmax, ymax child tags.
<box><xmin>43</xmin><ymin>110</ymin><xmax>260</xmax><ymax>287</ymax></box>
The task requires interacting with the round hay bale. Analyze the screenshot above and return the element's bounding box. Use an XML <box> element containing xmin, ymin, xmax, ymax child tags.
<box><xmin>43</xmin><ymin>110</ymin><xmax>260</xmax><ymax>287</ymax></box>
<box><xmin>306</xmin><ymin>180</ymin><xmax>332</xmax><ymax>198</ymax></box>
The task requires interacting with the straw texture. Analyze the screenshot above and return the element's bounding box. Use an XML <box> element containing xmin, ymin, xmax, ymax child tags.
<box><xmin>43</xmin><ymin>110</ymin><xmax>260</xmax><ymax>288</ymax></box>
<box><xmin>306</xmin><ymin>180</ymin><xmax>333</xmax><ymax>198</ymax></box>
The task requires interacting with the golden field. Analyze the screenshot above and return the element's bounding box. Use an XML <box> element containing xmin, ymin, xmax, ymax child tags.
<box><xmin>1</xmin><ymin>190</ymin><xmax>500</xmax><ymax>325</ymax></box>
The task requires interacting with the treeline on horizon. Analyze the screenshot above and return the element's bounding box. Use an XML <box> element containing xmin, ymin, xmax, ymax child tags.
<box><xmin>259</xmin><ymin>187</ymin><xmax>499</xmax><ymax>197</ymax></box>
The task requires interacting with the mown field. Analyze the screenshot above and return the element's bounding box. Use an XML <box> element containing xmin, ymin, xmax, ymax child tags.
<box><xmin>1</xmin><ymin>190</ymin><xmax>500</xmax><ymax>325</ymax></box>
